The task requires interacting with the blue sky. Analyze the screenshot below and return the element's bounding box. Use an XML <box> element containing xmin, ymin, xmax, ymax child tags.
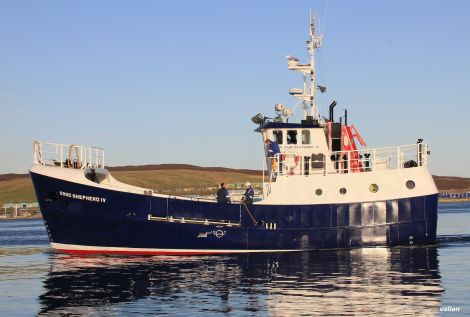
<box><xmin>1</xmin><ymin>0</ymin><xmax>469</xmax><ymax>177</ymax></box>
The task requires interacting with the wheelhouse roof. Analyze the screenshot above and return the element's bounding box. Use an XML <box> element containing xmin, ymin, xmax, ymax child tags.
<box><xmin>254</xmin><ymin>121</ymin><xmax>321</xmax><ymax>132</ymax></box>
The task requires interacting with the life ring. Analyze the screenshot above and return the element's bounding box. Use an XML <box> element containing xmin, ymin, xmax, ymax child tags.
<box><xmin>283</xmin><ymin>154</ymin><xmax>300</xmax><ymax>175</ymax></box>
<box><xmin>294</xmin><ymin>155</ymin><xmax>300</xmax><ymax>165</ymax></box>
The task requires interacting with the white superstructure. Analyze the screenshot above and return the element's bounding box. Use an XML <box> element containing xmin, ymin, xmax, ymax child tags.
<box><xmin>253</xmin><ymin>15</ymin><xmax>437</xmax><ymax>205</ymax></box>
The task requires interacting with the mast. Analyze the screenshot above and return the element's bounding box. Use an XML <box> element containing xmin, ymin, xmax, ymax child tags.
<box><xmin>287</xmin><ymin>14</ymin><xmax>323</xmax><ymax>119</ymax></box>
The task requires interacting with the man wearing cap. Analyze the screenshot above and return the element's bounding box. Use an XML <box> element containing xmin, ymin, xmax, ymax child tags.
<box><xmin>241</xmin><ymin>182</ymin><xmax>254</xmax><ymax>205</ymax></box>
<box><xmin>216</xmin><ymin>183</ymin><xmax>231</xmax><ymax>204</ymax></box>
<box><xmin>265</xmin><ymin>139</ymin><xmax>281</xmax><ymax>173</ymax></box>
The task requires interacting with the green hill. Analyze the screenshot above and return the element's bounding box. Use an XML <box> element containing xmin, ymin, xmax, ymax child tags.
<box><xmin>0</xmin><ymin>176</ymin><xmax>37</xmax><ymax>205</ymax></box>
<box><xmin>0</xmin><ymin>166</ymin><xmax>263</xmax><ymax>205</ymax></box>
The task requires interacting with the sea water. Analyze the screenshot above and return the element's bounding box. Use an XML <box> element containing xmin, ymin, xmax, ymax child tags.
<box><xmin>0</xmin><ymin>203</ymin><xmax>469</xmax><ymax>316</ymax></box>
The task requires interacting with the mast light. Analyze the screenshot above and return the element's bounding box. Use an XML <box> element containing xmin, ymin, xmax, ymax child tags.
<box><xmin>289</xmin><ymin>88</ymin><xmax>304</xmax><ymax>95</ymax></box>
<box><xmin>275</xmin><ymin>103</ymin><xmax>285</xmax><ymax>112</ymax></box>
<box><xmin>251</xmin><ymin>113</ymin><xmax>265</xmax><ymax>125</ymax></box>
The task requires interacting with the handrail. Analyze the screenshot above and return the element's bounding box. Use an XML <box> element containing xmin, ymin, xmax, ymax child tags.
<box><xmin>268</xmin><ymin>142</ymin><xmax>428</xmax><ymax>178</ymax></box>
<box><xmin>33</xmin><ymin>141</ymin><xmax>105</xmax><ymax>169</ymax></box>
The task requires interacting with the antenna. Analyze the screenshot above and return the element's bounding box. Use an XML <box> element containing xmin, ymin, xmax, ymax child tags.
<box><xmin>286</xmin><ymin>13</ymin><xmax>323</xmax><ymax>120</ymax></box>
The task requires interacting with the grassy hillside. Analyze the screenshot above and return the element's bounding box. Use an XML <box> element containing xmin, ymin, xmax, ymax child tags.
<box><xmin>0</xmin><ymin>177</ymin><xmax>36</xmax><ymax>205</ymax></box>
<box><xmin>0</xmin><ymin>168</ymin><xmax>263</xmax><ymax>205</ymax></box>
<box><xmin>1</xmin><ymin>165</ymin><xmax>469</xmax><ymax>205</ymax></box>
<box><xmin>111</xmin><ymin>169</ymin><xmax>263</xmax><ymax>194</ymax></box>
<box><xmin>433</xmin><ymin>176</ymin><xmax>470</xmax><ymax>192</ymax></box>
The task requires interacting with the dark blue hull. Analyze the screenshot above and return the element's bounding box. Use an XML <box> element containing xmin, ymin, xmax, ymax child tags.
<box><xmin>30</xmin><ymin>172</ymin><xmax>438</xmax><ymax>254</ymax></box>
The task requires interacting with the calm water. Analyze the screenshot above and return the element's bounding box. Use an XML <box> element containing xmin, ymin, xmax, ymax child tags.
<box><xmin>1</xmin><ymin>204</ymin><xmax>469</xmax><ymax>316</ymax></box>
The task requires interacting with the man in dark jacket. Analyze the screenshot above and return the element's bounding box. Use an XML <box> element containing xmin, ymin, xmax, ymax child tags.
<box><xmin>216</xmin><ymin>183</ymin><xmax>230</xmax><ymax>203</ymax></box>
<box><xmin>265</xmin><ymin>138</ymin><xmax>282</xmax><ymax>173</ymax></box>
<box><xmin>241</xmin><ymin>182</ymin><xmax>254</xmax><ymax>205</ymax></box>
<box><xmin>265</xmin><ymin>138</ymin><xmax>280</xmax><ymax>157</ymax></box>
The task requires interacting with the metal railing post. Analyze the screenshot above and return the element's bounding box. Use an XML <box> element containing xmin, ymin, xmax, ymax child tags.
<box><xmin>372</xmin><ymin>149</ymin><xmax>376</xmax><ymax>172</ymax></box>
<box><xmin>38</xmin><ymin>143</ymin><xmax>43</xmax><ymax>165</ymax></box>
<box><xmin>80</xmin><ymin>146</ymin><xmax>83</xmax><ymax>169</ymax></box>
<box><xmin>262</xmin><ymin>158</ymin><xmax>265</xmax><ymax>198</ymax></box>
<box><xmin>33</xmin><ymin>142</ymin><xmax>37</xmax><ymax>164</ymax></box>
<box><xmin>422</xmin><ymin>144</ymin><xmax>427</xmax><ymax>166</ymax></box>
<box><xmin>397</xmin><ymin>146</ymin><xmax>401</xmax><ymax>169</ymax></box>
<box><xmin>60</xmin><ymin>144</ymin><xmax>63</xmax><ymax>167</ymax></box>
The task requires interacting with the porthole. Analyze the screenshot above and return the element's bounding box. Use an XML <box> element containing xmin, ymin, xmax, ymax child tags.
<box><xmin>369</xmin><ymin>184</ymin><xmax>379</xmax><ymax>193</ymax></box>
<box><xmin>315</xmin><ymin>189</ymin><xmax>323</xmax><ymax>196</ymax></box>
<box><xmin>406</xmin><ymin>180</ymin><xmax>416</xmax><ymax>189</ymax></box>
<box><xmin>339</xmin><ymin>188</ymin><xmax>347</xmax><ymax>195</ymax></box>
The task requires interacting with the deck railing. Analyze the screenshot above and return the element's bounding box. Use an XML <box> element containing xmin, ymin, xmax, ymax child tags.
<box><xmin>268</xmin><ymin>142</ymin><xmax>428</xmax><ymax>177</ymax></box>
<box><xmin>33</xmin><ymin>141</ymin><xmax>105</xmax><ymax>169</ymax></box>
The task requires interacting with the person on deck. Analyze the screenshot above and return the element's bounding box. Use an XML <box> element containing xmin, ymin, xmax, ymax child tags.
<box><xmin>241</xmin><ymin>182</ymin><xmax>254</xmax><ymax>205</ymax></box>
<box><xmin>265</xmin><ymin>139</ymin><xmax>282</xmax><ymax>173</ymax></box>
<box><xmin>216</xmin><ymin>183</ymin><xmax>231</xmax><ymax>204</ymax></box>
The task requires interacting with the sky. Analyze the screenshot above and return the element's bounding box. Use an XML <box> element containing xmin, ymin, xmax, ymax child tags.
<box><xmin>1</xmin><ymin>0</ymin><xmax>469</xmax><ymax>177</ymax></box>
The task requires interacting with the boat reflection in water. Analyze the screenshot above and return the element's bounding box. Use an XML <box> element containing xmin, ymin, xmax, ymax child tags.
<box><xmin>38</xmin><ymin>247</ymin><xmax>443</xmax><ymax>316</ymax></box>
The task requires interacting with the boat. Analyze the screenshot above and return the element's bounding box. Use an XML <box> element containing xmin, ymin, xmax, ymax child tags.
<box><xmin>29</xmin><ymin>15</ymin><xmax>438</xmax><ymax>255</ymax></box>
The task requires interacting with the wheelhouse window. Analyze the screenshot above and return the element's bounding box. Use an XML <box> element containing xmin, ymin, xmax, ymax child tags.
<box><xmin>273</xmin><ymin>130</ymin><xmax>283</xmax><ymax>144</ymax></box>
<box><xmin>302</xmin><ymin>130</ymin><xmax>311</xmax><ymax>144</ymax></box>
<box><xmin>287</xmin><ymin>130</ymin><xmax>298</xmax><ymax>144</ymax></box>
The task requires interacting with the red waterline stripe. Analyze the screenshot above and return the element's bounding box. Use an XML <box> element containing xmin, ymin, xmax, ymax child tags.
<box><xmin>58</xmin><ymin>249</ymin><xmax>229</xmax><ymax>255</ymax></box>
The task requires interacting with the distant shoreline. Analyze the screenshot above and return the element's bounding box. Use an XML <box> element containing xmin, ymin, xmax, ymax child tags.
<box><xmin>439</xmin><ymin>198</ymin><xmax>470</xmax><ymax>203</ymax></box>
<box><xmin>0</xmin><ymin>214</ymin><xmax>42</xmax><ymax>221</ymax></box>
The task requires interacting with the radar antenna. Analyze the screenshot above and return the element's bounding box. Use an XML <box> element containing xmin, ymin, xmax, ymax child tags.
<box><xmin>286</xmin><ymin>13</ymin><xmax>323</xmax><ymax>119</ymax></box>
